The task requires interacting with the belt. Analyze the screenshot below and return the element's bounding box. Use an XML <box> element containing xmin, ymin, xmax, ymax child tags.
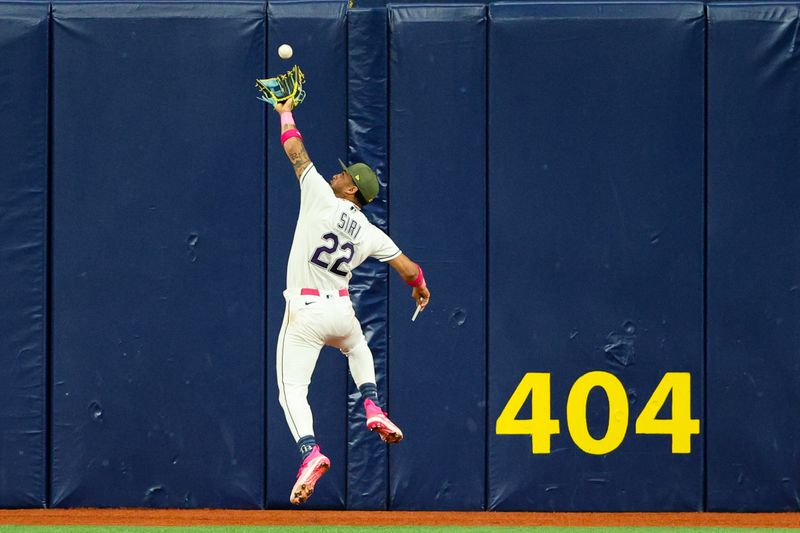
<box><xmin>300</xmin><ymin>288</ymin><xmax>349</xmax><ymax>297</ymax></box>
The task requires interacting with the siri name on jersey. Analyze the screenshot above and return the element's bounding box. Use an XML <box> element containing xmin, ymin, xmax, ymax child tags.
<box><xmin>337</xmin><ymin>211</ymin><xmax>362</xmax><ymax>241</ymax></box>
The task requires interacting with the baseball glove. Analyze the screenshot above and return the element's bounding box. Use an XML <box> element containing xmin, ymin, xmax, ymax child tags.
<box><xmin>255</xmin><ymin>64</ymin><xmax>306</xmax><ymax>106</ymax></box>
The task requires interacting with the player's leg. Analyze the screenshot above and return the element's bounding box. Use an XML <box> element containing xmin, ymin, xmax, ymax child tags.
<box><xmin>341</xmin><ymin>336</ymin><xmax>377</xmax><ymax>398</ymax></box>
<box><xmin>333</xmin><ymin>302</ymin><xmax>379</xmax><ymax>399</ymax></box>
<box><xmin>276</xmin><ymin>307</ymin><xmax>321</xmax><ymax>444</ymax></box>
<box><xmin>339</xmin><ymin>317</ymin><xmax>404</xmax><ymax>444</ymax></box>
<box><xmin>276</xmin><ymin>298</ymin><xmax>330</xmax><ymax>504</ymax></box>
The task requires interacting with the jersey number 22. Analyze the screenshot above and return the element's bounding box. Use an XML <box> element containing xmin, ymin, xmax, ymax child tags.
<box><xmin>310</xmin><ymin>232</ymin><xmax>354</xmax><ymax>277</ymax></box>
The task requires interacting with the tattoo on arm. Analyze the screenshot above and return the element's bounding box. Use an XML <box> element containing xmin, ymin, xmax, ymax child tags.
<box><xmin>286</xmin><ymin>142</ymin><xmax>311</xmax><ymax>178</ymax></box>
<box><xmin>281</xmin><ymin>122</ymin><xmax>296</xmax><ymax>133</ymax></box>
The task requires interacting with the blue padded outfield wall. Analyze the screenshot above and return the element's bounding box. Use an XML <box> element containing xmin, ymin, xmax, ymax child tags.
<box><xmin>50</xmin><ymin>1</ymin><xmax>265</xmax><ymax>507</ymax></box>
<box><xmin>0</xmin><ymin>1</ymin><xmax>48</xmax><ymax>508</ymax></box>
<box><xmin>488</xmin><ymin>2</ymin><xmax>704</xmax><ymax>511</ymax></box>
<box><xmin>706</xmin><ymin>3</ymin><xmax>800</xmax><ymax>512</ymax></box>
<box><xmin>388</xmin><ymin>4</ymin><xmax>486</xmax><ymax>510</ymax></box>
<box><xmin>0</xmin><ymin>0</ymin><xmax>798</xmax><ymax>511</ymax></box>
<box><xmin>346</xmin><ymin>5</ymin><xmax>390</xmax><ymax>510</ymax></box>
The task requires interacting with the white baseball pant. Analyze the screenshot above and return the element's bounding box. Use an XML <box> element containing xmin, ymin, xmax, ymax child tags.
<box><xmin>276</xmin><ymin>288</ymin><xmax>377</xmax><ymax>441</ymax></box>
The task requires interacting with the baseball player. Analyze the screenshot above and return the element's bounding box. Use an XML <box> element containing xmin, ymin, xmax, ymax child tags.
<box><xmin>273</xmin><ymin>97</ymin><xmax>431</xmax><ymax>505</ymax></box>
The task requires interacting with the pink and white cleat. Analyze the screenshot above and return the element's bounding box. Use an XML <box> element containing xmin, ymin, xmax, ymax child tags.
<box><xmin>364</xmin><ymin>398</ymin><xmax>404</xmax><ymax>444</ymax></box>
<box><xmin>290</xmin><ymin>445</ymin><xmax>330</xmax><ymax>505</ymax></box>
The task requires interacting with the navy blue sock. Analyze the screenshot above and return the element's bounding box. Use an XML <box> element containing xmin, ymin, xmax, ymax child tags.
<box><xmin>359</xmin><ymin>383</ymin><xmax>380</xmax><ymax>407</ymax></box>
<box><xmin>298</xmin><ymin>434</ymin><xmax>317</xmax><ymax>459</ymax></box>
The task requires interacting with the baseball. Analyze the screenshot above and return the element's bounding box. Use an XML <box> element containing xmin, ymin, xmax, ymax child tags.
<box><xmin>278</xmin><ymin>44</ymin><xmax>293</xmax><ymax>60</ymax></box>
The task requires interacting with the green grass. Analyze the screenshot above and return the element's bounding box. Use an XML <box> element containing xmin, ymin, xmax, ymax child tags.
<box><xmin>1</xmin><ymin>527</ymin><xmax>798</xmax><ymax>533</ymax></box>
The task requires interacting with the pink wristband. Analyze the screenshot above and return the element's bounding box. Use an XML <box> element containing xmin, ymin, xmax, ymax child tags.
<box><xmin>280</xmin><ymin>111</ymin><xmax>295</xmax><ymax>129</ymax></box>
<box><xmin>281</xmin><ymin>129</ymin><xmax>303</xmax><ymax>145</ymax></box>
<box><xmin>408</xmin><ymin>265</ymin><xmax>426</xmax><ymax>287</ymax></box>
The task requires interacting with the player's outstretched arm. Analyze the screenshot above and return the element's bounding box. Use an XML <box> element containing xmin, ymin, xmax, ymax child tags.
<box><xmin>274</xmin><ymin>98</ymin><xmax>311</xmax><ymax>179</ymax></box>
<box><xmin>388</xmin><ymin>254</ymin><xmax>431</xmax><ymax>312</ymax></box>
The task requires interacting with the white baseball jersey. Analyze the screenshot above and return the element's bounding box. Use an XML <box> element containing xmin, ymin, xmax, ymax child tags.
<box><xmin>285</xmin><ymin>163</ymin><xmax>401</xmax><ymax>290</ymax></box>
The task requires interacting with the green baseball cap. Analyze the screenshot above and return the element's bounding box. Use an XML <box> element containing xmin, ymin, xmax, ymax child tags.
<box><xmin>338</xmin><ymin>159</ymin><xmax>379</xmax><ymax>204</ymax></box>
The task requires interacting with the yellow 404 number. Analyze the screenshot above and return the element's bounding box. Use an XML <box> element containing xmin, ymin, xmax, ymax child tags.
<box><xmin>496</xmin><ymin>372</ymin><xmax>700</xmax><ymax>454</ymax></box>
